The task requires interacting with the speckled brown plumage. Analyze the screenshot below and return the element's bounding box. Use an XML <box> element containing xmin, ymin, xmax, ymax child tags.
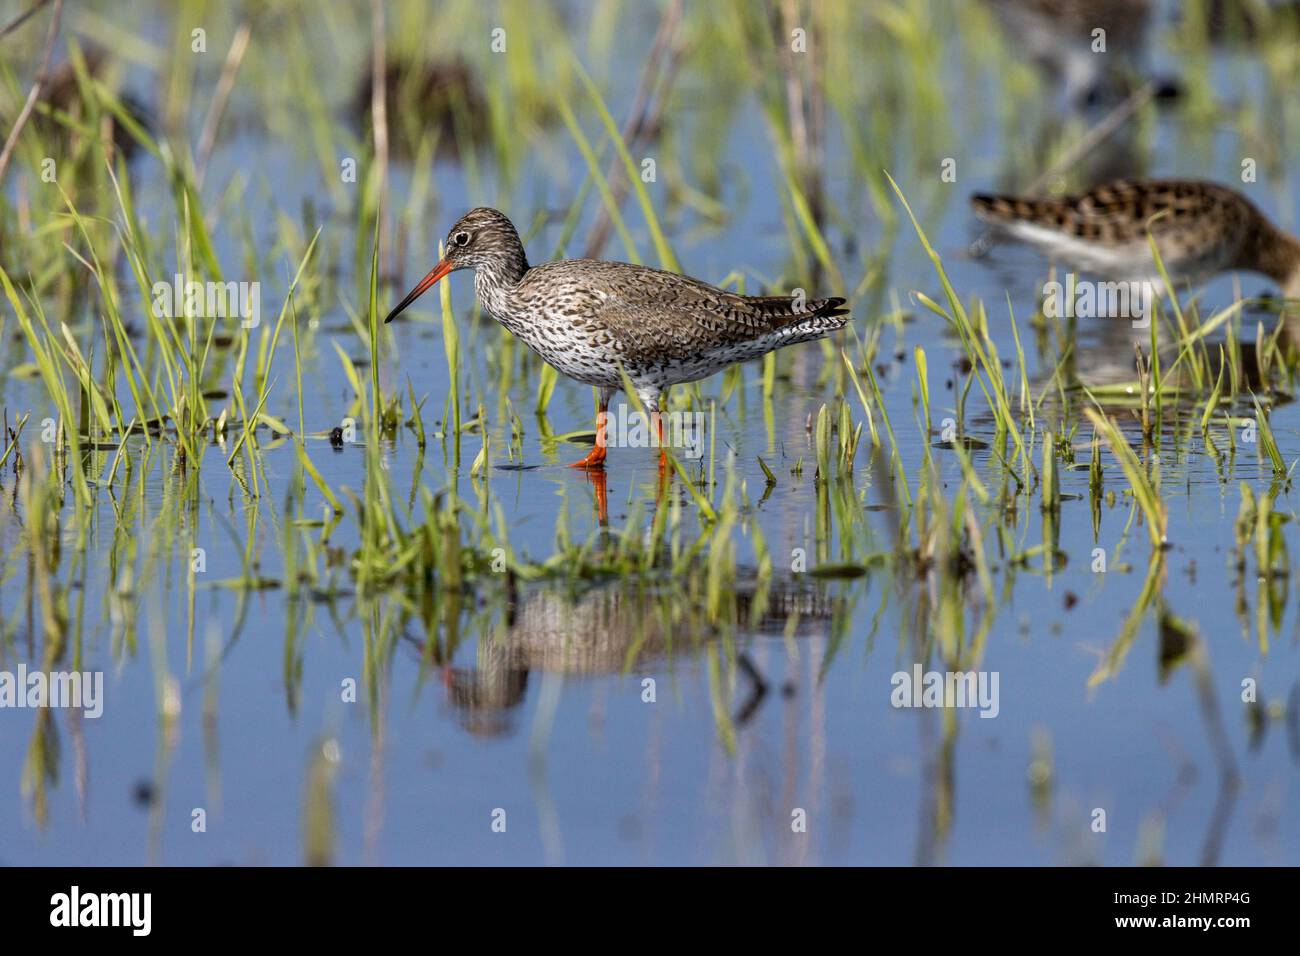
<box><xmin>500</xmin><ymin>257</ymin><xmax>849</xmax><ymax>392</ymax></box>
<box><xmin>386</xmin><ymin>207</ymin><xmax>849</xmax><ymax>466</ymax></box>
<box><xmin>972</xmin><ymin>179</ymin><xmax>1300</xmax><ymax>297</ymax></box>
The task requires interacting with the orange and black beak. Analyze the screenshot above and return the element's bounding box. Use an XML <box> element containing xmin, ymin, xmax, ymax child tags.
<box><xmin>384</xmin><ymin>258</ymin><xmax>454</xmax><ymax>323</ymax></box>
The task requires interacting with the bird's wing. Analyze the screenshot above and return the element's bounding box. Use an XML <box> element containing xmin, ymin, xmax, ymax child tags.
<box><xmin>597</xmin><ymin>277</ymin><xmax>847</xmax><ymax>366</ymax></box>
<box><xmin>520</xmin><ymin>260</ymin><xmax>847</xmax><ymax>367</ymax></box>
<box><xmin>1071</xmin><ymin>181</ymin><xmax>1246</xmax><ymax>242</ymax></box>
<box><xmin>973</xmin><ymin>180</ymin><xmax>1245</xmax><ymax>244</ymax></box>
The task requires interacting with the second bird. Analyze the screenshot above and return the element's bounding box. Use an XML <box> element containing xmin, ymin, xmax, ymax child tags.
<box><xmin>972</xmin><ymin>178</ymin><xmax>1300</xmax><ymax>304</ymax></box>
<box><xmin>384</xmin><ymin>207</ymin><xmax>850</xmax><ymax>468</ymax></box>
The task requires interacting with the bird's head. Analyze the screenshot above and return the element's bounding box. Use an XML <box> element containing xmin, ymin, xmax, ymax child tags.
<box><xmin>384</xmin><ymin>207</ymin><xmax>527</xmax><ymax>323</ymax></box>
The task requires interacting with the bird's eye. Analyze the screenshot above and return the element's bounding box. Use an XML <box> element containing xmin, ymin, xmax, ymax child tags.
<box><xmin>454</xmin><ymin>231</ymin><xmax>471</xmax><ymax>247</ymax></box>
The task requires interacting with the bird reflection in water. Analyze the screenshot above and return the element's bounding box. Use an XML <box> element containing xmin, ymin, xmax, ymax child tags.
<box><xmin>437</xmin><ymin>577</ymin><xmax>839</xmax><ymax>737</ymax></box>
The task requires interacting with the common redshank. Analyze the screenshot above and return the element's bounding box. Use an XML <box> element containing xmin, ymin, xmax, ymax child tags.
<box><xmin>385</xmin><ymin>207</ymin><xmax>850</xmax><ymax>468</ymax></box>
<box><xmin>972</xmin><ymin>179</ymin><xmax>1300</xmax><ymax>301</ymax></box>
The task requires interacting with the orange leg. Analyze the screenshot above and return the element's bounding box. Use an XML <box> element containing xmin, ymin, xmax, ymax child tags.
<box><xmin>656</xmin><ymin>414</ymin><xmax>670</xmax><ymax>473</ymax></box>
<box><xmin>569</xmin><ymin>393</ymin><xmax>610</xmax><ymax>469</ymax></box>
<box><xmin>588</xmin><ymin>468</ymin><xmax>609</xmax><ymax>525</ymax></box>
<box><xmin>655</xmin><ymin>413</ymin><xmax>675</xmax><ymax>515</ymax></box>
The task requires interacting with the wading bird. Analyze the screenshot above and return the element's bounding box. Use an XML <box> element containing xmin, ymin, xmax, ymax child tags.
<box><xmin>972</xmin><ymin>179</ymin><xmax>1300</xmax><ymax>303</ymax></box>
<box><xmin>384</xmin><ymin>207</ymin><xmax>850</xmax><ymax>469</ymax></box>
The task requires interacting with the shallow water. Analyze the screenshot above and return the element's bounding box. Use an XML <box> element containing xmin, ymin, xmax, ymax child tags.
<box><xmin>1</xmin><ymin>0</ymin><xmax>1299</xmax><ymax>865</ymax></box>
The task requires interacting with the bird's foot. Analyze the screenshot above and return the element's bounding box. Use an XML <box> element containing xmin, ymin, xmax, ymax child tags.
<box><xmin>568</xmin><ymin>446</ymin><xmax>607</xmax><ymax>469</ymax></box>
